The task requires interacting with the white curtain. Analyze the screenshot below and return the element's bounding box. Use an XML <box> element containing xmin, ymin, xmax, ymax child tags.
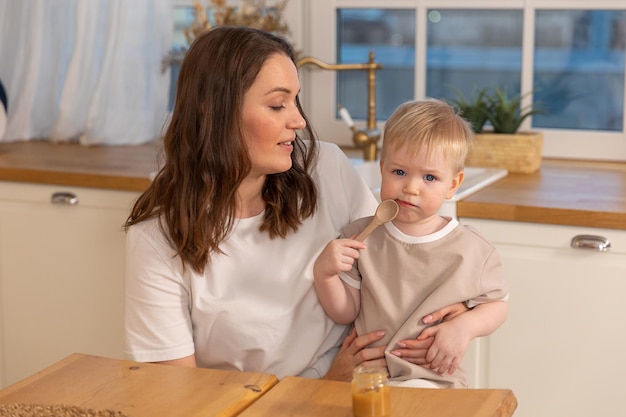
<box><xmin>0</xmin><ymin>0</ymin><xmax>172</xmax><ymax>145</ymax></box>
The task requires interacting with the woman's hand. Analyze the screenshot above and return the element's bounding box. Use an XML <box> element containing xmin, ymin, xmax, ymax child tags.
<box><xmin>323</xmin><ymin>328</ymin><xmax>386</xmax><ymax>381</ymax></box>
<box><xmin>422</xmin><ymin>301</ymin><xmax>507</xmax><ymax>375</ymax></box>
<box><xmin>413</xmin><ymin>317</ymin><xmax>471</xmax><ymax>376</ymax></box>
<box><xmin>389</xmin><ymin>302</ymin><xmax>470</xmax><ymax>373</ymax></box>
<box><xmin>422</xmin><ymin>302</ymin><xmax>469</xmax><ymax>325</ymax></box>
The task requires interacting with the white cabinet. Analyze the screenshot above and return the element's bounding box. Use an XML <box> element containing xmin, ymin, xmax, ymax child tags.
<box><xmin>460</xmin><ymin>218</ymin><xmax>626</xmax><ymax>417</ymax></box>
<box><xmin>0</xmin><ymin>182</ymin><xmax>139</xmax><ymax>388</ymax></box>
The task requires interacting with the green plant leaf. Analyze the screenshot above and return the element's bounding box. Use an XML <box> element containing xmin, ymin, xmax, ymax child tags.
<box><xmin>448</xmin><ymin>86</ymin><xmax>490</xmax><ymax>133</ymax></box>
<box><xmin>482</xmin><ymin>87</ymin><xmax>542</xmax><ymax>133</ymax></box>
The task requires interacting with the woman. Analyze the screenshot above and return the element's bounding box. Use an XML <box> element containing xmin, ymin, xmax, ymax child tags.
<box><xmin>124</xmin><ymin>26</ymin><xmax>466</xmax><ymax>380</ymax></box>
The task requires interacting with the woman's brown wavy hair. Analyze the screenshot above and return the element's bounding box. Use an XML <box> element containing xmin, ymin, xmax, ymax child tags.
<box><xmin>124</xmin><ymin>26</ymin><xmax>318</xmax><ymax>274</ymax></box>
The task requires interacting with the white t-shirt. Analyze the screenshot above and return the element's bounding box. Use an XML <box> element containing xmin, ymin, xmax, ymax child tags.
<box><xmin>124</xmin><ymin>141</ymin><xmax>378</xmax><ymax>379</ymax></box>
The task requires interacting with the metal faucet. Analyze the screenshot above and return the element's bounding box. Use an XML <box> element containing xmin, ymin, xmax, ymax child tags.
<box><xmin>297</xmin><ymin>51</ymin><xmax>383</xmax><ymax>161</ymax></box>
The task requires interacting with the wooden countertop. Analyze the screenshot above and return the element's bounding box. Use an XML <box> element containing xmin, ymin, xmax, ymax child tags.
<box><xmin>457</xmin><ymin>159</ymin><xmax>626</xmax><ymax>230</ymax></box>
<box><xmin>0</xmin><ymin>141</ymin><xmax>158</xmax><ymax>191</ymax></box>
<box><xmin>1</xmin><ymin>141</ymin><xmax>625</xmax><ymax>229</ymax></box>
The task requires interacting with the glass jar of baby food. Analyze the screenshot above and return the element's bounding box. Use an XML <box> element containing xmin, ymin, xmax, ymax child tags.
<box><xmin>351</xmin><ymin>366</ymin><xmax>391</xmax><ymax>417</ymax></box>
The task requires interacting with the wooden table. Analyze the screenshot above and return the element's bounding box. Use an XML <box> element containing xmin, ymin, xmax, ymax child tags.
<box><xmin>239</xmin><ymin>376</ymin><xmax>517</xmax><ymax>417</ymax></box>
<box><xmin>0</xmin><ymin>354</ymin><xmax>517</xmax><ymax>417</ymax></box>
<box><xmin>0</xmin><ymin>353</ymin><xmax>278</xmax><ymax>417</ymax></box>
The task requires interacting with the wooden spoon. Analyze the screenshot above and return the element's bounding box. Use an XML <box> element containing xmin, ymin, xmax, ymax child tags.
<box><xmin>355</xmin><ymin>199</ymin><xmax>399</xmax><ymax>242</ymax></box>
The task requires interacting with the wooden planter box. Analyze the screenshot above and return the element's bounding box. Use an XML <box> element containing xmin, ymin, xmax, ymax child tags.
<box><xmin>465</xmin><ymin>131</ymin><xmax>543</xmax><ymax>174</ymax></box>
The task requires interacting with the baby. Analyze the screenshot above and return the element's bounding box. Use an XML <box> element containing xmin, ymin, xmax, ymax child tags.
<box><xmin>314</xmin><ymin>98</ymin><xmax>509</xmax><ymax>388</ymax></box>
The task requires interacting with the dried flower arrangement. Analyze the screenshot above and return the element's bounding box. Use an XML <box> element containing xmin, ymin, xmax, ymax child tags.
<box><xmin>185</xmin><ymin>0</ymin><xmax>291</xmax><ymax>46</ymax></box>
<box><xmin>164</xmin><ymin>0</ymin><xmax>291</xmax><ymax>71</ymax></box>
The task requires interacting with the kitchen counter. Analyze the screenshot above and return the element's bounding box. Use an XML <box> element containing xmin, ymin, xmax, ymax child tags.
<box><xmin>0</xmin><ymin>140</ymin><xmax>158</xmax><ymax>191</ymax></box>
<box><xmin>457</xmin><ymin>159</ymin><xmax>626</xmax><ymax>230</ymax></box>
<box><xmin>1</xmin><ymin>141</ymin><xmax>625</xmax><ymax>229</ymax></box>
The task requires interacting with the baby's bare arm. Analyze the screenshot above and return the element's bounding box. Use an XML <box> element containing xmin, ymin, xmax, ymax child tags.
<box><xmin>313</xmin><ymin>238</ymin><xmax>365</xmax><ymax>324</ymax></box>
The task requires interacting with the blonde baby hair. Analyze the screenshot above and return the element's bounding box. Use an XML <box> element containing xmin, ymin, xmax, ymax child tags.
<box><xmin>381</xmin><ymin>98</ymin><xmax>473</xmax><ymax>173</ymax></box>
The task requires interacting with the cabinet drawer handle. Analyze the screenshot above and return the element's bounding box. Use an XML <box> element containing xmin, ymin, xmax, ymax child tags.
<box><xmin>570</xmin><ymin>234</ymin><xmax>610</xmax><ymax>252</ymax></box>
<box><xmin>51</xmin><ymin>192</ymin><xmax>79</xmax><ymax>205</ymax></box>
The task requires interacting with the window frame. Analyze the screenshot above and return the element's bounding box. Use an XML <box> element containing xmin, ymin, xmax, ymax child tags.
<box><xmin>304</xmin><ymin>0</ymin><xmax>626</xmax><ymax>161</ymax></box>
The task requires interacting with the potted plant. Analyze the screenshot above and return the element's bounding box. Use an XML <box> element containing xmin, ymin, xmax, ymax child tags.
<box><xmin>449</xmin><ymin>86</ymin><xmax>490</xmax><ymax>134</ymax></box>
<box><xmin>450</xmin><ymin>87</ymin><xmax>544</xmax><ymax>174</ymax></box>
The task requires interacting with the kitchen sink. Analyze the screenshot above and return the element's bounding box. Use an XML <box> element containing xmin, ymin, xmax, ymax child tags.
<box><xmin>349</xmin><ymin>158</ymin><xmax>508</xmax><ymax>218</ymax></box>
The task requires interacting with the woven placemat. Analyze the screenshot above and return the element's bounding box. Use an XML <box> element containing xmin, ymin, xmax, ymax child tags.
<box><xmin>0</xmin><ymin>403</ymin><xmax>130</xmax><ymax>417</ymax></box>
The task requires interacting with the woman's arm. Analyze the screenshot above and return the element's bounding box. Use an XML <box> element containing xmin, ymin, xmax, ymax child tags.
<box><xmin>388</xmin><ymin>302</ymin><xmax>470</xmax><ymax>369</ymax></box>
<box><xmin>323</xmin><ymin>328</ymin><xmax>386</xmax><ymax>381</ymax></box>
<box><xmin>125</xmin><ymin>225</ymin><xmax>196</xmax><ymax>365</ymax></box>
<box><xmin>323</xmin><ymin>302</ymin><xmax>480</xmax><ymax>381</ymax></box>
<box><xmin>394</xmin><ymin>301</ymin><xmax>508</xmax><ymax>375</ymax></box>
<box><xmin>421</xmin><ymin>301</ymin><xmax>508</xmax><ymax>374</ymax></box>
<box><xmin>154</xmin><ymin>354</ymin><xmax>197</xmax><ymax>367</ymax></box>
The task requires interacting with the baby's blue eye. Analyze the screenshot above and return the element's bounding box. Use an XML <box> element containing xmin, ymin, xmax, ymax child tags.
<box><xmin>392</xmin><ymin>169</ymin><xmax>406</xmax><ymax>176</ymax></box>
<box><xmin>425</xmin><ymin>174</ymin><xmax>437</xmax><ymax>182</ymax></box>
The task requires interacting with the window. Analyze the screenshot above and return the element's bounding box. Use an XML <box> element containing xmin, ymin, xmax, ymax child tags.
<box><xmin>170</xmin><ymin>1</ymin><xmax>626</xmax><ymax>161</ymax></box>
<box><xmin>337</xmin><ymin>9</ymin><xmax>416</xmax><ymax>120</ymax></box>
<box><xmin>306</xmin><ymin>1</ymin><xmax>626</xmax><ymax>161</ymax></box>
<box><xmin>533</xmin><ymin>10</ymin><xmax>625</xmax><ymax>132</ymax></box>
<box><xmin>169</xmin><ymin>5</ymin><xmax>196</xmax><ymax>110</ymax></box>
<box><xmin>425</xmin><ymin>10</ymin><xmax>524</xmax><ymax>111</ymax></box>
